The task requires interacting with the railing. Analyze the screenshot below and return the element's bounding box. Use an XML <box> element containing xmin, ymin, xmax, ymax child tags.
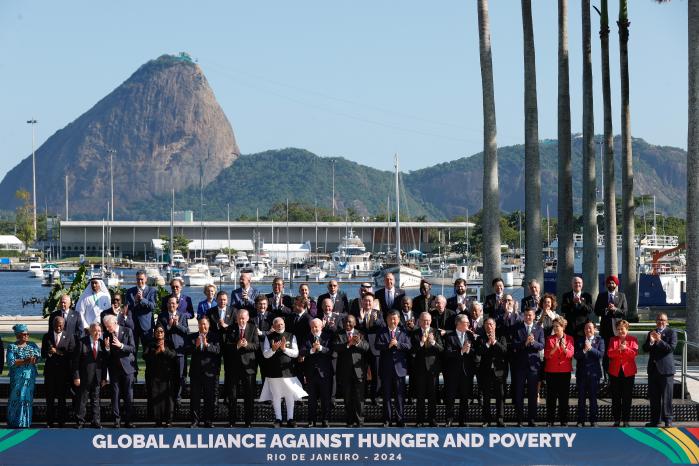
<box><xmin>678</xmin><ymin>330</ymin><xmax>699</xmax><ymax>401</ymax></box>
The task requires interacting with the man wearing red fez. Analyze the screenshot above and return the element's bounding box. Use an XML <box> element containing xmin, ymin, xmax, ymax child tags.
<box><xmin>594</xmin><ymin>275</ymin><xmax>628</xmax><ymax>379</ymax></box>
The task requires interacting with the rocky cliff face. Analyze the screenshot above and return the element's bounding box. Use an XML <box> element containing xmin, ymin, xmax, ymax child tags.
<box><xmin>0</xmin><ymin>53</ymin><xmax>239</xmax><ymax>218</ymax></box>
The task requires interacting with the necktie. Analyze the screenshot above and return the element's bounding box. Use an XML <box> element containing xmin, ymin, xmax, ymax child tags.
<box><xmin>388</xmin><ymin>290</ymin><xmax>394</xmax><ymax>308</ymax></box>
<box><xmin>609</xmin><ymin>293</ymin><xmax>614</xmax><ymax>304</ymax></box>
<box><xmin>527</xmin><ymin>325</ymin><xmax>532</xmax><ymax>335</ymax></box>
<box><xmin>240</xmin><ymin>327</ymin><xmax>245</xmax><ymax>336</ymax></box>
<box><xmin>459</xmin><ymin>332</ymin><xmax>464</xmax><ymax>346</ymax></box>
<box><xmin>390</xmin><ymin>329</ymin><xmax>396</xmax><ymax>340</ymax></box>
<box><xmin>315</xmin><ymin>335</ymin><xmax>320</xmax><ymax>344</ymax></box>
<box><xmin>349</xmin><ymin>330</ymin><xmax>353</xmax><ymax>339</ymax></box>
<box><xmin>200</xmin><ymin>334</ymin><xmax>205</xmax><ymax>350</ymax></box>
<box><xmin>92</xmin><ymin>341</ymin><xmax>98</xmax><ymax>360</ymax></box>
<box><xmin>331</xmin><ymin>295</ymin><xmax>336</xmax><ymax>304</ymax></box>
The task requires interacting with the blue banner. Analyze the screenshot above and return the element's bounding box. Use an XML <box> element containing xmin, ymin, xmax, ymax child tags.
<box><xmin>1</xmin><ymin>427</ymin><xmax>697</xmax><ymax>465</ymax></box>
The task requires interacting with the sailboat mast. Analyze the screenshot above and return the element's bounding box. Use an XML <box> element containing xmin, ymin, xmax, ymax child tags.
<box><xmin>394</xmin><ymin>154</ymin><xmax>401</xmax><ymax>267</ymax></box>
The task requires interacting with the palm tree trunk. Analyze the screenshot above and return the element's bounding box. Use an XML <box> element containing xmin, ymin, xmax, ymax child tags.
<box><xmin>687</xmin><ymin>0</ymin><xmax>699</xmax><ymax>353</ymax></box>
<box><xmin>582</xmin><ymin>0</ymin><xmax>598</xmax><ymax>300</ymax></box>
<box><xmin>477</xmin><ymin>0</ymin><xmax>501</xmax><ymax>292</ymax></box>
<box><xmin>598</xmin><ymin>0</ymin><xmax>618</xmax><ymax>278</ymax></box>
<box><xmin>521</xmin><ymin>0</ymin><xmax>543</xmax><ymax>291</ymax></box>
<box><xmin>557</xmin><ymin>0</ymin><xmax>574</xmax><ymax>302</ymax></box>
<box><xmin>619</xmin><ymin>0</ymin><xmax>637</xmax><ymax>320</ymax></box>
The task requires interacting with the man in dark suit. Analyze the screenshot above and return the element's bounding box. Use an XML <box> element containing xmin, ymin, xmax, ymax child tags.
<box><xmin>266</xmin><ymin>277</ymin><xmax>293</xmax><ymax>319</ymax></box>
<box><xmin>483</xmin><ymin>277</ymin><xmax>506</xmax><ymax>320</ymax></box>
<box><xmin>561</xmin><ymin>276</ymin><xmax>594</xmax><ymax>338</ymax></box>
<box><xmin>159</xmin><ymin>277</ymin><xmax>194</xmax><ymax>319</ymax></box>
<box><xmin>231</xmin><ymin>271</ymin><xmax>259</xmax><ymax>316</ymax></box>
<box><xmin>398</xmin><ymin>296</ymin><xmax>416</xmax><ymax>333</ymax></box>
<box><xmin>49</xmin><ymin>294</ymin><xmax>84</xmax><ymax>344</ymax></box>
<box><xmin>42</xmin><ymin>316</ymin><xmax>76</xmax><ymax>427</ymax></box>
<box><xmin>102</xmin><ymin>314</ymin><xmax>137</xmax><ymax>428</ymax></box>
<box><xmin>223</xmin><ymin>309</ymin><xmax>259</xmax><ymax>427</ymax></box>
<box><xmin>349</xmin><ymin>282</ymin><xmax>373</xmax><ymax>319</ymax></box>
<box><xmin>72</xmin><ymin>322</ymin><xmax>107</xmax><ymax>428</ymax></box>
<box><xmin>287</xmin><ymin>296</ymin><xmax>313</xmax><ymax>350</ymax></box>
<box><xmin>520</xmin><ymin>279</ymin><xmax>542</xmax><ymax>318</ymax></box>
<box><xmin>374</xmin><ymin>310</ymin><xmax>411</xmax><ymax>427</ymax></box>
<box><xmin>187</xmin><ymin>318</ymin><xmax>221</xmax><ymax>427</ymax></box>
<box><xmin>317</xmin><ymin>279</ymin><xmax>350</xmax><ymax>316</ymax></box>
<box><xmin>301</xmin><ymin>318</ymin><xmax>335</xmax><ymax>427</ymax></box>
<box><xmin>100</xmin><ymin>294</ymin><xmax>135</xmax><ymax>334</ymax></box>
<box><xmin>574</xmin><ymin>321</ymin><xmax>605</xmax><ymax>427</ymax></box>
<box><xmin>252</xmin><ymin>295</ymin><xmax>274</xmax><ymax>381</ymax></box>
<box><xmin>446</xmin><ymin>278</ymin><xmax>470</xmax><ymax>314</ymax></box>
<box><xmin>205</xmin><ymin>291</ymin><xmax>234</xmax><ymax>337</ymax></box>
<box><xmin>375</xmin><ymin>272</ymin><xmax>404</xmax><ymax>320</ymax></box>
<box><xmin>318</xmin><ymin>298</ymin><xmax>344</xmax><ymax>334</ymax></box>
<box><xmin>411</xmin><ymin>312</ymin><xmax>443</xmax><ymax>427</ymax></box>
<box><xmin>125</xmin><ymin>270</ymin><xmax>157</xmax><ymax>359</ymax></box>
<box><xmin>477</xmin><ymin>318</ymin><xmax>508</xmax><ymax>427</ymax></box>
<box><xmin>512</xmin><ymin>308</ymin><xmax>545</xmax><ymax>427</ymax></box>
<box><xmin>356</xmin><ymin>292</ymin><xmax>384</xmax><ymax>404</ymax></box>
<box><xmin>413</xmin><ymin>279</ymin><xmax>435</xmax><ymax>316</ymax></box>
<box><xmin>594</xmin><ymin>275</ymin><xmax>627</xmax><ymax>376</ymax></box>
<box><xmin>643</xmin><ymin>312</ymin><xmax>677</xmax><ymax>427</ymax></box>
<box><xmin>430</xmin><ymin>295</ymin><xmax>456</xmax><ymax>336</ymax></box>
<box><xmin>444</xmin><ymin>314</ymin><xmax>479</xmax><ymax>427</ymax></box>
<box><xmin>333</xmin><ymin>315</ymin><xmax>369</xmax><ymax>427</ymax></box>
<box><xmin>158</xmin><ymin>295</ymin><xmax>190</xmax><ymax>404</ymax></box>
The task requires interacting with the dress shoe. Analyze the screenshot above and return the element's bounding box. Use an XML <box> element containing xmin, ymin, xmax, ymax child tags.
<box><xmin>273</xmin><ymin>419</ymin><xmax>282</xmax><ymax>428</ymax></box>
<box><xmin>645</xmin><ymin>422</ymin><xmax>659</xmax><ymax>427</ymax></box>
<box><xmin>445</xmin><ymin>420</ymin><xmax>453</xmax><ymax>428</ymax></box>
<box><xmin>622</xmin><ymin>422</ymin><xmax>630</xmax><ymax>428</ymax></box>
<box><xmin>46</xmin><ymin>423</ymin><xmax>54</xmax><ymax>429</ymax></box>
<box><xmin>496</xmin><ymin>421</ymin><xmax>505</xmax><ymax>428</ymax></box>
<box><xmin>560</xmin><ymin>422</ymin><xmax>568</xmax><ymax>427</ymax></box>
<box><xmin>307</xmin><ymin>421</ymin><xmax>317</xmax><ymax>428</ymax></box>
<box><xmin>576</xmin><ymin>422</ymin><xmax>584</xmax><ymax>427</ymax></box>
<box><xmin>190</xmin><ymin>422</ymin><xmax>199</xmax><ymax>428</ymax></box>
<box><xmin>458</xmin><ymin>421</ymin><xmax>466</xmax><ymax>427</ymax></box>
<box><xmin>321</xmin><ymin>421</ymin><xmax>329</xmax><ymax>428</ymax></box>
<box><xmin>665</xmin><ymin>422</ymin><xmax>674</xmax><ymax>427</ymax></box>
<box><xmin>546</xmin><ymin>422</ymin><xmax>553</xmax><ymax>427</ymax></box>
<box><xmin>429</xmin><ymin>421</ymin><xmax>438</xmax><ymax>427</ymax></box>
<box><xmin>75</xmin><ymin>423</ymin><xmax>84</xmax><ymax>429</ymax></box>
<box><xmin>164</xmin><ymin>423</ymin><xmax>172</xmax><ymax>428</ymax></box>
<box><xmin>382</xmin><ymin>421</ymin><xmax>390</xmax><ymax>428</ymax></box>
<box><xmin>58</xmin><ymin>422</ymin><xmax>65</xmax><ymax>428</ymax></box>
<box><xmin>589</xmin><ymin>422</ymin><xmax>597</xmax><ymax>427</ymax></box>
<box><xmin>244</xmin><ymin>423</ymin><xmax>252</xmax><ymax>428</ymax></box>
<box><xmin>396</xmin><ymin>421</ymin><xmax>405</xmax><ymax>428</ymax></box>
<box><xmin>613</xmin><ymin>422</ymin><xmax>621</xmax><ymax>427</ymax></box>
<box><xmin>114</xmin><ymin>422</ymin><xmax>121</xmax><ymax>429</ymax></box>
<box><xmin>527</xmin><ymin>421</ymin><xmax>537</xmax><ymax>428</ymax></box>
<box><xmin>481</xmin><ymin>422</ymin><xmax>490</xmax><ymax>428</ymax></box>
<box><xmin>415</xmin><ymin>422</ymin><xmax>424</xmax><ymax>428</ymax></box>
<box><xmin>516</xmin><ymin>422</ymin><xmax>523</xmax><ymax>427</ymax></box>
<box><xmin>357</xmin><ymin>422</ymin><xmax>365</xmax><ymax>428</ymax></box>
<box><xmin>228</xmin><ymin>422</ymin><xmax>237</xmax><ymax>428</ymax></box>
<box><xmin>124</xmin><ymin>422</ymin><xmax>135</xmax><ymax>429</ymax></box>
<box><xmin>90</xmin><ymin>423</ymin><xmax>103</xmax><ymax>429</ymax></box>
<box><xmin>346</xmin><ymin>422</ymin><xmax>353</xmax><ymax>428</ymax></box>
<box><xmin>203</xmin><ymin>422</ymin><xmax>213</xmax><ymax>428</ymax></box>
<box><xmin>287</xmin><ymin>420</ymin><xmax>297</xmax><ymax>428</ymax></box>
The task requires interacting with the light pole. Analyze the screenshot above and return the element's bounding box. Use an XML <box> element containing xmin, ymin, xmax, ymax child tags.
<box><xmin>27</xmin><ymin>118</ymin><xmax>38</xmax><ymax>240</ymax></box>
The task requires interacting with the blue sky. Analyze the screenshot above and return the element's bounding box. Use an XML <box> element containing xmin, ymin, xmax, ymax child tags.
<box><xmin>0</xmin><ymin>1</ymin><xmax>688</xmax><ymax>180</ymax></box>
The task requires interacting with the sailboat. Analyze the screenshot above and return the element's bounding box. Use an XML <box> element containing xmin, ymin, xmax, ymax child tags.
<box><xmin>372</xmin><ymin>154</ymin><xmax>423</xmax><ymax>288</ymax></box>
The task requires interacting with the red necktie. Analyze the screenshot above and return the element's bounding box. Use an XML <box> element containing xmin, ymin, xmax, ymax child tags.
<box><xmin>92</xmin><ymin>341</ymin><xmax>98</xmax><ymax>360</ymax></box>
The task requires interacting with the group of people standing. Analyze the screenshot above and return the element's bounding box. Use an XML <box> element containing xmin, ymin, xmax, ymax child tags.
<box><xmin>3</xmin><ymin>269</ymin><xmax>678</xmax><ymax>429</ymax></box>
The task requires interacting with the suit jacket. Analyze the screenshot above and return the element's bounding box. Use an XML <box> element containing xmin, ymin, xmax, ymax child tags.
<box><xmin>333</xmin><ymin>329</ymin><xmax>369</xmax><ymax>382</ymax></box>
<box><xmin>560</xmin><ymin>290</ymin><xmax>595</xmax><ymax>337</ymax></box>
<box><xmin>520</xmin><ymin>295</ymin><xmax>542</xmax><ymax>315</ymax></box>
<box><xmin>231</xmin><ymin>287</ymin><xmax>260</xmax><ymax>315</ymax></box>
<box><xmin>224</xmin><ymin>322</ymin><xmax>259</xmax><ymax>376</ymax></box>
<box><xmin>544</xmin><ymin>334</ymin><xmax>575</xmax><ymax>373</ymax></box>
<box><xmin>511</xmin><ymin>322</ymin><xmax>545</xmax><ymax>373</ymax></box>
<box><xmin>41</xmin><ymin>331</ymin><xmax>75</xmax><ymax>377</ymax></box>
<box><xmin>125</xmin><ymin>285</ymin><xmax>157</xmax><ymax>335</ymax></box>
<box><xmin>574</xmin><ymin>335</ymin><xmax>605</xmax><ymax>379</ymax></box>
<box><xmin>643</xmin><ymin>327</ymin><xmax>677</xmax><ymax>376</ymax></box>
<box><xmin>430</xmin><ymin>309</ymin><xmax>456</xmax><ymax>333</ymax></box>
<box><xmin>594</xmin><ymin>291</ymin><xmax>628</xmax><ymax>340</ymax></box>
<box><xmin>476</xmin><ymin>334</ymin><xmax>508</xmax><ymax>379</ymax></box>
<box><xmin>608</xmin><ymin>335</ymin><xmax>638</xmax><ymax>377</ymax></box>
<box><xmin>48</xmin><ymin>309</ymin><xmax>84</xmax><ymax>343</ymax></box>
<box><xmin>301</xmin><ymin>330</ymin><xmax>335</xmax><ymax>379</ymax></box>
<box><xmin>484</xmin><ymin>293</ymin><xmax>506</xmax><ymax>320</ymax></box>
<box><xmin>446</xmin><ymin>294</ymin><xmax>470</xmax><ymax>313</ymax></box>
<box><xmin>317</xmin><ymin>291</ymin><xmax>350</xmax><ymax>315</ymax></box>
<box><xmin>412</xmin><ymin>293</ymin><xmax>434</xmax><ymax>316</ymax></box>
<box><xmin>495</xmin><ymin>311</ymin><xmax>522</xmax><ymax>344</ymax></box>
<box><xmin>160</xmin><ymin>294</ymin><xmax>194</xmax><ymax>320</ymax></box>
<box><xmin>187</xmin><ymin>331</ymin><xmax>221</xmax><ymax>378</ymax></box>
<box><xmin>375</xmin><ymin>288</ymin><xmax>405</xmax><ymax>319</ymax></box>
<box><xmin>205</xmin><ymin>305</ymin><xmax>235</xmax><ymax>336</ymax></box>
<box><xmin>286</xmin><ymin>311</ymin><xmax>313</xmax><ymax>345</ymax></box>
<box><xmin>398</xmin><ymin>310</ymin><xmax>417</xmax><ymax>333</ymax></box>
<box><xmin>319</xmin><ymin>311</ymin><xmax>344</xmax><ymax>333</ymax></box>
<box><xmin>374</xmin><ymin>326</ymin><xmax>411</xmax><ymax>378</ymax></box>
<box><xmin>266</xmin><ymin>292</ymin><xmax>293</xmax><ymax>319</ymax></box>
<box><xmin>72</xmin><ymin>335</ymin><xmax>108</xmax><ymax>382</ymax></box>
<box><xmin>410</xmin><ymin>327</ymin><xmax>443</xmax><ymax>375</ymax></box>
<box><xmin>444</xmin><ymin>331</ymin><xmax>478</xmax><ymax>377</ymax></box>
<box><xmin>104</xmin><ymin>325</ymin><xmax>137</xmax><ymax>376</ymax></box>
<box><xmin>157</xmin><ymin>310</ymin><xmax>190</xmax><ymax>355</ymax></box>
<box><xmin>252</xmin><ymin>312</ymin><xmax>273</xmax><ymax>336</ymax></box>
<box><xmin>356</xmin><ymin>308</ymin><xmax>385</xmax><ymax>357</ymax></box>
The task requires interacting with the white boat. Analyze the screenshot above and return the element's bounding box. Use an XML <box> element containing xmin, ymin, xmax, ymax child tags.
<box><xmin>332</xmin><ymin>229</ymin><xmax>375</xmax><ymax>276</ymax></box>
<box><xmin>28</xmin><ymin>262</ymin><xmax>43</xmax><ymax>278</ymax></box>
<box><xmin>213</xmin><ymin>253</ymin><xmax>230</xmax><ymax>266</ymax></box>
<box><xmin>41</xmin><ymin>264</ymin><xmax>61</xmax><ymax>286</ymax></box>
<box><xmin>145</xmin><ymin>267</ymin><xmax>166</xmax><ymax>286</ymax></box>
<box><xmin>184</xmin><ymin>263</ymin><xmax>214</xmax><ymax>287</ymax></box>
<box><xmin>172</xmin><ymin>250</ymin><xmax>187</xmax><ymax>267</ymax></box>
<box><xmin>102</xmin><ymin>269</ymin><xmax>122</xmax><ymax>287</ymax></box>
<box><xmin>307</xmin><ymin>266</ymin><xmax>327</xmax><ymax>280</ymax></box>
<box><xmin>234</xmin><ymin>252</ymin><xmax>251</xmax><ymax>269</ymax></box>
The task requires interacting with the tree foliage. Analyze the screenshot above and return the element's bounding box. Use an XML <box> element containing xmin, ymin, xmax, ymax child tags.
<box><xmin>15</xmin><ymin>189</ymin><xmax>34</xmax><ymax>249</ymax></box>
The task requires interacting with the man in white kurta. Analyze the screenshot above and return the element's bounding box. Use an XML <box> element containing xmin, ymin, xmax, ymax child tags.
<box><xmin>76</xmin><ymin>278</ymin><xmax>112</xmax><ymax>329</ymax></box>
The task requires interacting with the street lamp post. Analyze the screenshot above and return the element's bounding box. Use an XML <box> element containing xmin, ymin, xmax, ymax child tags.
<box><xmin>27</xmin><ymin>118</ymin><xmax>38</xmax><ymax>240</ymax></box>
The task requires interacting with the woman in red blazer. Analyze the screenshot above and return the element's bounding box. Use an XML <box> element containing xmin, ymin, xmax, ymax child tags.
<box><xmin>544</xmin><ymin>317</ymin><xmax>575</xmax><ymax>426</ymax></box>
<box><xmin>607</xmin><ymin>319</ymin><xmax>638</xmax><ymax>427</ymax></box>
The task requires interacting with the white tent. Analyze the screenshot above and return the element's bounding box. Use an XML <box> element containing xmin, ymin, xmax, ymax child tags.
<box><xmin>0</xmin><ymin>235</ymin><xmax>24</xmax><ymax>250</ymax></box>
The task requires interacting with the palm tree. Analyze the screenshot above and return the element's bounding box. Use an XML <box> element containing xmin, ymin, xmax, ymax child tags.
<box><xmin>477</xmin><ymin>0</ymin><xmax>501</xmax><ymax>292</ymax></box>
<box><xmin>557</xmin><ymin>0</ymin><xmax>574</xmax><ymax>301</ymax></box>
<box><xmin>521</xmin><ymin>0</ymin><xmax>543</xmax><ymax>290</ymax></box>
<box><xmin>687</xmin><ymin>1</ymin><xmax>699</xmax><ymax>351</ymax></box>
<box><xmin>618</xmin><ymin>0</ymin><xmax>637</xmax><ymax>320</ymax></box>
<box><xmin>594</xmin><ymin>0</ymin><xmax>618</xmax><ymax>279</ymax></box>
<box><xmin>581</xmin><ymin>0</ymin><xmax>598</xmax><ymax>300</ymax></box>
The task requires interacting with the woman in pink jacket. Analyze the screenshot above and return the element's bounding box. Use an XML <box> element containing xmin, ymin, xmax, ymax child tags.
<box><xmin>544</xmin><ymin>317</ymin><xmax>575</xmax><ymax>426</ymax></box>
<box><xmin>607</xmin><ymin>319</ymin><xmax>638</xmax><ymax>427</ymax></box>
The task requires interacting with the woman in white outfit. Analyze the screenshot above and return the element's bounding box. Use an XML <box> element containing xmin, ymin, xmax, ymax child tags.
<box><xmin>259</xmin><ymin>317</ymin><xmax>307</xmax><ymax>427</ymax></box>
